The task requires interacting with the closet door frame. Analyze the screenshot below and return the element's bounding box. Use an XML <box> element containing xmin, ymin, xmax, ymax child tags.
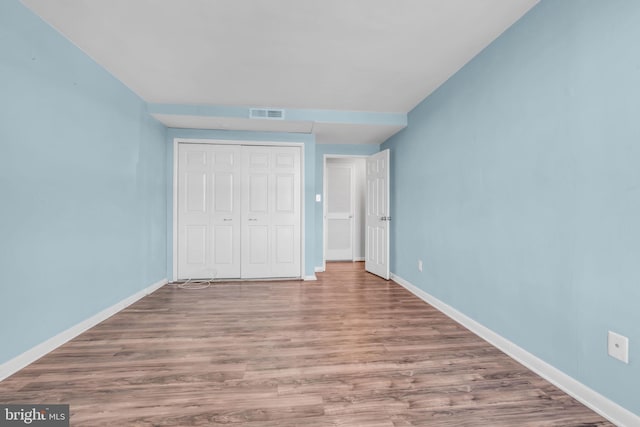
<box><xmin>172</xmin><ymin>138</ymin><xmax>306</xmax><ymax>282</ymax></box>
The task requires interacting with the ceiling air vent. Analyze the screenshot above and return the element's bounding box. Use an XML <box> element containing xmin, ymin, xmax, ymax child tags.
<box><xmin>249</xmin><ymin>108</ymin><xmax>285</xmax><ymax>120</ymax></box>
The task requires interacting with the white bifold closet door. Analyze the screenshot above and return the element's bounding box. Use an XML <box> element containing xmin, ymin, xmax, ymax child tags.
<box><xmin>177</xmin><ymin>144</ymin><xmax>242</xmax><ymax>279</ymax></box>
<box><xmin>177</xmin><ymin>143</ymin><xmax>301</xmax><ymax>280</ymax></box>
<box><xmin>241</xmin><ymin>146</ymin><xmax>301</xmax><ymax>278</ymax></box>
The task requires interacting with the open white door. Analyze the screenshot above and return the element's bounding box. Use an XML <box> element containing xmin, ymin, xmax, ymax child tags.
<box><xmin>365</xmin><ymin>149</ymin><xmax>390</xmax><ymax>280</ymax></box>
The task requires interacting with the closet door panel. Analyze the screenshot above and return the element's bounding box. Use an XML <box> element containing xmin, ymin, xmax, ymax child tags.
<box><xmin>185</xmin><ymin>225</ymin><xmax>207</xmax><ymax>265</ymax></box>
<box><xmin>213</xmin><ymin>225</ymin><xmax>234</xmax><ymax>265</ymax></box>
<box><xmin>275</xmin><ymin>225</ymin><xmax>295</xmax><ymax>264</ymax></box>
<box><xmin>177</xmin><ymin>144</ymin><xmax>241</xmax><ymax>279</ymax></box>
<box><xmin>270</xmin><ymin>147</ymin><xmax>301</xmax><ymax>278</ymax></box>
<box><xmin>241</xmin><ymin>146</ymin><xmax>301</xmax><ymax>278</ymax></box>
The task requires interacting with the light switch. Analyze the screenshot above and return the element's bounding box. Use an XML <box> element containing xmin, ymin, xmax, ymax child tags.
<box><xmin>315</xmin><ymin>194</ymin><xmax>322</xmax><ymax>202</ymax></box>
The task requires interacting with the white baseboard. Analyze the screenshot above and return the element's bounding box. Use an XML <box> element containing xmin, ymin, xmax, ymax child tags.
<box><xmin>314</xmin><ymin>266</ymin><xmax>325</xmax><ymax>273</ymax></box>
<box><xmin>353</xmin><ymin>257</ymin><xmax>365</xmax><ymax>262</ymax></box>
<box><xmin>304</xmin><ymin>275</ymin><xmax>317</xmax><ymax>281</ymax></box>
<box><xmin>0</xmin><ymin>278</ymin><xmax>168</xmax><ymax>382</ymax></box>
<box><xmin>391</xmin><ymin>273</ymin><xmax>639</xmax><ymax>427</ymax></box>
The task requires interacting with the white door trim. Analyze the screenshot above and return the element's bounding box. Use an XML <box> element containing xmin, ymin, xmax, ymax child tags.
<box><xmin>172</xmin><ymin>138</ymin><xmax>306</xmax><ymax>281</ymax></box>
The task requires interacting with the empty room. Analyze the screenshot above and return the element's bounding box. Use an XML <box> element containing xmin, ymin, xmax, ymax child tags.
<box><xmin>1</xmin><ymin>0</ymin><xmax>638</xmax><ymax>426</ymax></box>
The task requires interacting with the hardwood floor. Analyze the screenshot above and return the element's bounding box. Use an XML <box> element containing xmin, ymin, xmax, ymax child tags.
<box><xmin>0</xmin><ymin>262</ymin><xmax>612</xmax><ymax>426</ymax></box>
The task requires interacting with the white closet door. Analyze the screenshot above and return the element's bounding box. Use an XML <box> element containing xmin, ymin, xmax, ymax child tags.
<box><xmin>365</xmin><ymin>149</ymin><xmax>390</xmax><ymax>280</ymax></box>
<box><xmin>325</xmin><ymin>163</ymin><xmax>354</xmax><ymax>261</ymax></box>
<box><xmin>177</xmin><ymin>144</ymin><xmax>241</xmax><ymax>279</ymax></box>
<box><xmin>241</xmin><ymin>146</ymin><xmax>301</xmax><ymax>278</ymax></box>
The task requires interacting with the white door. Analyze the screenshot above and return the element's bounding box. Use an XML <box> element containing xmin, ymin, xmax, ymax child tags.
<box><xmin>325</xmin><ymin>163</ymin><xmax>353</xmax><ymax>261</ymax></box>
<box><xmin>365</xmin><ymin>149</ymin><xmax>390</xmax><ymax>279</ymax></box>
<box><xmin>241</xmin><ymin>146</ymin><xmax>301</xmax><ymax>278</ymax></box>
<box><xmin>177</xmin><ymin>144</ymin><xmax>242</xmax><ymax>279</ymax></box>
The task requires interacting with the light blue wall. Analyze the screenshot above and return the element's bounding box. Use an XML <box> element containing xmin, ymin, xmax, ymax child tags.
<box><xmin>383</xmin><ymin>0</ymin><xmax>640</xmax><ymax>415</ymax></box>
<box><xmin>0</xmin><ymin>1</ymin><xmax>167</xmax><ymax>364</ymax></box>
<box><xmin>165</xmin><ymin>128</ymin><xmax>316</xmax><ymax>278</ymax></box>
<box><xmin>314</xmin><ymin>144</ymin><xmax>380</xmax><ymax>269</ymax></box>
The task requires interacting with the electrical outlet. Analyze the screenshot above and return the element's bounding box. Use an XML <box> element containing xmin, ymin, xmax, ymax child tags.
<box><xmin>418</xmin><ymin>260</ymin><xmax>423</xmax><ymax>272</ymax></box>
<box><xmin>608</xmin><ymin>331</ymin><xmax>629</xmax><ymax>364</ymax></box>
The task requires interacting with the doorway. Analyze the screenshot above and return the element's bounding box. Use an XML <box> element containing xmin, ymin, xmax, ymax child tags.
<box><xmin>323</xmin><ymin>150</ymin><xmax>390</xmax><ymax>280</ymax></box>
<box><xmin>323</xmin><ymin>156</ymin><xmax>366</xmax><ymax>263</ymax></box>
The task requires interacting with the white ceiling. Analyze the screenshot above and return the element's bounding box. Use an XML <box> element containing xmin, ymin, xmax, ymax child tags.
<box><xmin>22</xmin><ymin>0</ymin><xmax>539</xmax><ymax>144</ymax></box>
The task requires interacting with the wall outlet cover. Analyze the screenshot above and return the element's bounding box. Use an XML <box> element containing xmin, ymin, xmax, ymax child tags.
<box><xmin>607</xmin><ymin>331</ymin><xmax>629</xmax><ymax>364</ymax></box>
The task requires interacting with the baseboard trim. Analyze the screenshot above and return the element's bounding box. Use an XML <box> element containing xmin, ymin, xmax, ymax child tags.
<box><xmin>304</xmin><ymin>275</ymin><xmax>317</xmax><ymax>281</ymax></box>
<box><xmin>390</xmin><ymin>273</ymin><xmax>639</xmax><ymax>427</ymax></box>
<box><xmin>0</xmin><ymin>278</ymin><xmax>168</xmax><ymax>382</ymax></box>
<box><xmin>314</xmin><ymin>266</ymin><xmax>325</xmax><ymax>273</ymax></box>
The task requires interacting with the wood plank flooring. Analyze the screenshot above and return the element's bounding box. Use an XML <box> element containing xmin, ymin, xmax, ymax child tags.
<box><xmin>0</xmin><ymin>262</ymin><xmax>612</xmax><ymax>426</ymax></box>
